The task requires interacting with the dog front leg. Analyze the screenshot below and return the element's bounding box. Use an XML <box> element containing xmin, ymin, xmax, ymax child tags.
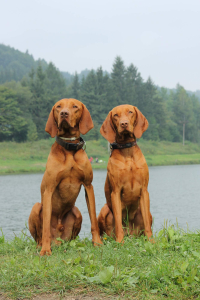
<box><xmin>84</xmin><ymin>184</ymin><xmax>103</xmax><ymax>246</ymax></box>
<box><xmin>111</xmin><ymin>191</ymin><xmax>124</xmax><ymax>243</ymax></box>
<box><xmin>40</xmin><ymin>189</ymin><xmax>53</xmax><ymax>256</ymax></box>
<box><xmin>140</xmin><ymin>189</ymin><xmax>153</xmax><ymax>240</ymax></box>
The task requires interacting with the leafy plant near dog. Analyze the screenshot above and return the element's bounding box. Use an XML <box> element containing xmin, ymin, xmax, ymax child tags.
<box><xmin>1</xmin><ymin>225</ymin><xmax>200</xmax><ymax>299</ymax></box>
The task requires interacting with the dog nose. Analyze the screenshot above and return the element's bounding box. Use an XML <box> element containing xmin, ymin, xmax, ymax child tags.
<box><xmin>120</xmin><ymin>120</ymin><xmax>128</xmax><ymax>128</ymax></box>
<box><xmin>60</xmin><ymin>109</ymin><xmax>69</xmax><ymax>118</ymax></box>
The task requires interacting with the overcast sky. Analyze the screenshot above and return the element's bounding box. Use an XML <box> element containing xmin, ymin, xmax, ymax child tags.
<box><xmin>1</xmin><ymin>0</ymin><xmax>200</xmax><ymax>91</ymax></box>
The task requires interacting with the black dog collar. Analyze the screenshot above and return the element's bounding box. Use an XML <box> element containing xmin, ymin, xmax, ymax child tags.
<box><xmin>110</xmin><ymin>140</ymin><xmax>137</xmax><ymax>151</ymax></box>
<box><xmin>56</xmin><ymin>136</ymin><xmax>86</xmax><ymax>151</ymax></box>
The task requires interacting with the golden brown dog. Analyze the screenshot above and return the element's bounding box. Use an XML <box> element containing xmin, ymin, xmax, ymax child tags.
<box><xmin>29</xmin><ymin>98</ymin><xmax>102</xmax><ymax>256</ymax></box>
<box><xmin>98</xmin><ymin>105</ymin><xmax>153</xmax><ymax>242</ymax></box>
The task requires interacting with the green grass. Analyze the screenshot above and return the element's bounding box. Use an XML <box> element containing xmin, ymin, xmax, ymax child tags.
<box><xmin>0</xmin><ymin>139</ymin><xmax>200</xmax><ymax>174</ymax></box>
<box><xmin>1</xmin><ymin>226</ymin><xmax>200</xmax><ymax>299</ymax></box>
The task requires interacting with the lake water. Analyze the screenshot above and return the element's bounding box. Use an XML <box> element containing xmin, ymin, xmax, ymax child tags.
<box><xmin>0</xmin><ymin>165</ymin><xmax>200</xmax><ymax>240</ymax></box>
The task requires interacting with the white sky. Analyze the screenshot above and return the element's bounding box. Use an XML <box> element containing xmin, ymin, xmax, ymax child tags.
<box><xmin>1</xmin><ymin>0</ymin><xmax>200</xmax><ymax>91</ymax></box>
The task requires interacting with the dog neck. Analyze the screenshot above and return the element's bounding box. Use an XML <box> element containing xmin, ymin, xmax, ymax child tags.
<box><xmin>57</xmin><ymin>126</ymin><xmax>81</xmax><ymax>144</ymax></box>
<box><xmin>57</xmin><ymin>124</ymin><xmax>80</xmax><ymax>140</ymax></box>
<box><xmin>110</xmin><ymin>132</ymin><xmax>137</xmax><ymax>157</ymax></box>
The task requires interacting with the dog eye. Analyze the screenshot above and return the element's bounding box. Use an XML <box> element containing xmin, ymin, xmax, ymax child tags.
<box><xmin>114</xmin><ymin>114</ymin><xmax>118</xmax><ymax>117</ymax></box>
<box><xmin>57</xmin><ymin>105</ymin><xmax>61</xmax><ymax>108</ymax></box>
<box><xmin>73</xmin><ymin>105</ymin><xmax>78</xmax><ymax>108</ymax></box>
<box><xmin>129</xmin><ymin>111</ymin><xmax>133</xmax><ymax>114</ymax></box>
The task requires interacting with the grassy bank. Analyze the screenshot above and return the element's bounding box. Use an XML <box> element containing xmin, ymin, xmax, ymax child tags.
<box><xmin>0</xmin><ymin>139</ymin><xmax>200</xmax><ymax>174</ymax></box>
<box><xmin>0</xmin><ymin>226</ymin><xmax>200</xmax><ymax>299</ymax></box>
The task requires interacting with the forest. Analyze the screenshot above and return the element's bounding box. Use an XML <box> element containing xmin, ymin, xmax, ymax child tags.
<box><xmin>0</xmin><ymin>44</ymin><xmax>200</xmax><ymax>144</ymax></box>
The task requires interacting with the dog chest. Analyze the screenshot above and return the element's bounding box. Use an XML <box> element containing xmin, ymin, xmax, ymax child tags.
<box><xmin>108</xmin><ymin>158</ymin><xmax>143</xmax><ymax>203</ymax></box>
<box><xmin>121</xmin><ymin>179</ymin><xmax>142</xmax><ymax>202</ymax></box>
<box><xmin>58</xmin><ymin>177</ymin><xmax>81</xmax><ymax>198</ymax></box>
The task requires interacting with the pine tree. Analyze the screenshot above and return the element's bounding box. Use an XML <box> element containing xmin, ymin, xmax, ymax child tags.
<box><xmin>80</xmin><ymin>70</ymin><xmax>99</xmax><ymax>121</ymax></box>
<box><xmin>111</xmin><ymin>56</ymin><xmax>126</xmax><ymax>105</ymax></box>
<box><xmin>0</xmin><ymin>86</ymin><xmax>27</xmax><ymax>141</ymax></box>
<box><xmin>96</xmin><ymin>67</ymin><xmax>104</xmax><ymax>96</ymax></box>
<box><xmin>29</xmin><ymin>65</ymin><xmax>48</xmax><ymax>139</ymax></box>
<box><xmin>45</xmin><ymin>62</ymin><xmax>66</xmax><ymax>101</ymax></box>
<box><xmin>124</xmin><ymin>64</ymin><xmax>139</xmax><ymax>106</ymax></box>
<box><xmin>27</xmin><ymin>119</ymin><xmax>38</xmax><ymax>141</ymax></box>
<box><xmin>71</xmin><ymin>72</ymin><xmax>80</xmax><ymax>99</ymax></box>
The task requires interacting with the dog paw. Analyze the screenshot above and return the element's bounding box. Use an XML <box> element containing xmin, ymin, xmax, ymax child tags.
<box><xmin>116</xmin><ymin>238</ymin><xmax>124</xmax><ymax>244</ymax></box>
<box><xmin>92</xmin><ymin>236</ymin><xmax>103</xmax><ymax>246</ymax></box>
<box><xmin>55</xmin><ymin>239</ymin><xmax>62</xmax><ymax>246</ymax></box>
<box><xmin>40</xmin><ymin>248</ymin><xmax>52</xmax><ymax>256</ymax></box>
<box><xmin>149</xmin><ymin>237</ymin><xmax>155</xmax><ymax>244</ymax></box>
<box><xmin>116</xmin><ymin>233</ymin><xmax>124</xmax><ymax>244</ymax></box>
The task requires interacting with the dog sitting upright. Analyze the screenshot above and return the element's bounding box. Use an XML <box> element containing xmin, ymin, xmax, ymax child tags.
<box><xmin>98</xmin><ymin>105</ymin><xmax>153</xmax><ymax>242</ymax></box>
<box><xmin>29</xmin><ymin>98</ymin><xmax>102</xmax><ymax>256</ymax></box>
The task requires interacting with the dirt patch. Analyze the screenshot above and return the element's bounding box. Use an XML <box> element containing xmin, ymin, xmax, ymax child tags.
<box><xmin>33</xmin><ymin>293</ymin><xmax>117</xmax><ymax>300</ymax></box>
<box><xmin>0</xmin><ymin>290</ymin><xmax>123</xmax><ymax>300</ymax></box>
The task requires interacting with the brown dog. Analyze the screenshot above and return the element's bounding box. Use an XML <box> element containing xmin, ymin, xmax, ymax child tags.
<box><xmin>97</xmin><ymin>105</ymin><xmax>153</xmax><ymax>242</ymax></box>
<box><xmin>29</xmin><ymin>98</ymin><xmax>102</xmax><ymax>256</ymax></box>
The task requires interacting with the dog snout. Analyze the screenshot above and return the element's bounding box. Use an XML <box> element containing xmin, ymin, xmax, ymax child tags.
<box><xmin>60</xmin><ymin>109</ymin><xmax>69</xmax><ymax>118</ymax></box>
<box><xmin>120</xmin><ymin>120</ymin><xmax>129</xmax><ymax>129</ymax></box>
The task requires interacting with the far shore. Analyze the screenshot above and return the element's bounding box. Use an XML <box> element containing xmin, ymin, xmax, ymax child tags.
<box><xmin>0</xmin><ymin>139</ymin><xmax>200</xmax><ymax>175</ymax></box>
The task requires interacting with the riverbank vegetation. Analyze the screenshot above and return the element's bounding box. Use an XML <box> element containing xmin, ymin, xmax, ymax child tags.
<box><xmin>0</xmin><ymin>225</ymin><xmax>200</xmax><ymax>299</ymax></box>
<box><xmin>0</xmin><ymin>139</ymin><xmax>200</xmax><ymax>174</ymax></box>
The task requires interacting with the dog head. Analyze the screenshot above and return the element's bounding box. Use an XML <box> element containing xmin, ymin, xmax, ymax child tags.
<box><xmin>45</xmin><ymin>98</ymin><xmax>94</xmax><ymax>137</ymax></box>
<box><xmin>100</xmin><ymin>105</ymin><xmax>148</xmax><ymax>143</ymax></box>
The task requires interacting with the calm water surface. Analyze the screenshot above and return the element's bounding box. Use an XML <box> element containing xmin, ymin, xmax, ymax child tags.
<box><xmin>0</xmin><ymin>165</ymin><xmax>200</xmax><ymax>239</ymax></box>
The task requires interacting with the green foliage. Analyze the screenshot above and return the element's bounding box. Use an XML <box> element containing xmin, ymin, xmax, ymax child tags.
<box><xmin>0</xmin><ymin>48</ymin><xmax>200</xmax><ymax>144</ymax></box>
<box><xmin>1</xmin><ymin>225</ymin><xmax>200</xmax><ymax>299</ymax></box>
<box><xmin>0</xmin><ymin>44</ymin><xmax>47</xmax><ymax>84</ymax></box>
<box><xmin>111</xmin><ymin>56</ymin><xmax>126</xmax><ymax>104</ymax></box>
<box><xmin>27</xmin><ymin>119</ymin><xmax>38</xmax><ymax>141</ymax></box>
<box><xmin>157</xmin><ymin>85</ymin><xmax>200</xmax><ymax>143</ymax></box>
<box><xmin>27</xmin><ymin>63</ymin><xmax>67</xmax><ymax>139</ymax></box>
<box><xmin>81</xmin><ymin>70</ymin><xmax>98</xmax><ymax>121</ymax></box>
<box><xmin>71</xmin><ymin>72</ymin><xmax>80</xmax><ymax>99</ymax></box>
<box><xmin>0</xmin><ymin>86</ymin><xmax>27</xmax><ymax>141</ymax></box>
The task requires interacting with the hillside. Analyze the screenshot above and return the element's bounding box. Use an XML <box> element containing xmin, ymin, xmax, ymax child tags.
<box><xmin>0</xmin><ymin>43</ymin><xmax>199</xmax><ymax>101</ymax></box>
<box><xmin>0</xmin><ymin>44</ymin><xmax>92</xmax><ymax>86</ymax></box>
<box><xmin>0</xmin><ymin>44</ymin><xmax>48</xmax><ymax>84</ymax></box>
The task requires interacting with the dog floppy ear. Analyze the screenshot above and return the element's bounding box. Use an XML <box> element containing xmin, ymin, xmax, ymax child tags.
<box><xmin>45</xmin><ymin>107</ymin><xmax>58</xmax><ymax>138</ymax></box>
<box><xmin>133</xmin><ymin>107</ymin><xmax>148</xmax><ymax>139</ymax></box>
<box><xmin>100</xmin><ymin>111</ymin><xmax>116</xmax><ymax>143</ymax></box>
<box><xmin>79</xmin><ymin>104</ymin><xmax>94</xmax><ymax>135</ymax></box>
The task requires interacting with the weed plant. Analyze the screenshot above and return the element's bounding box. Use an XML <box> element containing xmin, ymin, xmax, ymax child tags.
<box><xmin>0</xmin><ymin>225</ymin><xmax>200</xmax><ymax>299</ymax></box>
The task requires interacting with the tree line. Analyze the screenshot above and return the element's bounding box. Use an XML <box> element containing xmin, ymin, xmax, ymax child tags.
<box><xmin>0</xmin><ymin>56</ymin><xmax>200</xmax><ymax>144</ymax></box>
<box><xmin>0</xmin><ymin>44</ymin><xmax>47</xmax><ymax>84</ymax></box>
